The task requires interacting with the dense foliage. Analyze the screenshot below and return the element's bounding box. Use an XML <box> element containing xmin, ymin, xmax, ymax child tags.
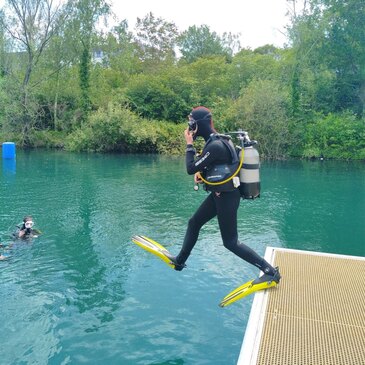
<box><xmin>0</xmin><ymin>0</ymin><xmax>364</xmax><ymax>160</ymax></box>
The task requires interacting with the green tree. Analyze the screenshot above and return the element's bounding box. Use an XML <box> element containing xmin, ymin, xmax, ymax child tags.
<box><xmin>303</xmin><ymin>112</ymin><xmax>365</xmax><ymax>159</ymax></box>
<box><xmin>0</xmin><ymin>0</ymin><xmax>67</xmax><ymax>145</ymax></box>
<box><xmin>178</xmin><ymin>25</ymin><xmax>236</xmax><ymax>63</ymax></box>
<box><xmin>316</xmin><ymin>0</ymin><xmax>365</xmax><ymax>117</ymax></box>
<box><xmin>228</xmin><ymin>47</ymin><xmax>283</xmax><ymax>99</ymax></box>
<box><xmin>134</xmin><ymin>12</ymin><xmax>179</xmax><ymax>69</ymax></box>
<box><xmin>125</xmin><ymin>69</ymin><xmax>196</xmax><ymax>122</ymax></box>
<box><xmin>65</xmin><ymin>103</ymin><xmax>185</xmax><ymax>154</ymax></box>
<box><xmin>36</xmin><ymin>29</ymin><xmax>78</xmax><ymax>131</ymax></box>
<box><xmin>226</xmin><ymin>79</ymin><xmax>290</xmax><ymax>159</ymax></box>
<box><xmin>287</xmin><ymin>0</ymin><xmax>365</xmax><ymax>117</ymax></box>
<box><xmin>0</xmin><ymin>10</ymin><xmax>5</xmax><ymax>77</ymax></box>
<box><xmin>181</xmin><ymin>56</ymin><xmax>232</xmax><ymax>105</ymax></box>
<box><xmin>65</xmin><ymin>0</ymin><xmax>110</xmax><ymax>124</ymax></box>
<box><xmin>104</xmin><ymin>20</ymin><xmax>142</xmax><ymax>79</ymax></box>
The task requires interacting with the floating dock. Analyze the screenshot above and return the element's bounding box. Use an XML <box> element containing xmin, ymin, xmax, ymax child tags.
<box><xmin>238</xmin><ymin>247</ymin><xmax>365</xmax><ymax>365</ymax></box>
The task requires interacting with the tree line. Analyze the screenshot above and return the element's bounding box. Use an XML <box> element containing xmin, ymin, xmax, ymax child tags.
<box><xmin>0</xmin><ymin>0</ymin><xmax>364</xmax><ymax>160</ymax></box>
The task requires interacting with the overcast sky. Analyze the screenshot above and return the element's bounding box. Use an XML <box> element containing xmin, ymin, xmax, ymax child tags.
<box><xmin>110</xmin><ymin>0</ymin><xmax>293</xmax><ymax>49</ymax></box>
<box><xmin>0</xmin><ymin>0</ymin><xmax>294</xmax><ymax>49</ymax></box>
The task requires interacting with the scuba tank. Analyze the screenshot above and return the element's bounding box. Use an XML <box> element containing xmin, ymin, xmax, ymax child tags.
<box><xmin>231</xmin><ymin>130</ymin><xmax>261</xmax><ymax>199</ymax></box>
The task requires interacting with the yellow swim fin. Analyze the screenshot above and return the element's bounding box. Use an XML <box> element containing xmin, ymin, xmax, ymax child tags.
<box><xmin>131</xmin><ymin>235</ymin><xmax>178</xmax><ymax>270</ymax></box>
<box><xmin>219</xmin><ymin>275</ymin><xmax>278</xmax><ymax>308</ymax></box>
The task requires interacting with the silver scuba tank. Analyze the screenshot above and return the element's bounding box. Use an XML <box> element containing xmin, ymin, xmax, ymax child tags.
<box><xmin>239</xmin><ymin>144</ymin><xmax>260</xmax><ymax>199</ymax></box>
<box><xmin>229</xmin><ymin>130</ymin><xmax>260</xmax><ymax>199</ymax></box>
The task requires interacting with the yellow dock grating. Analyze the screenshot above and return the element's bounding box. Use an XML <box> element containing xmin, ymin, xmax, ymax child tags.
<box><xmin>238</xmin><ymin>248</ymin><xmax>365</xmax><ymax>365</ymax></box>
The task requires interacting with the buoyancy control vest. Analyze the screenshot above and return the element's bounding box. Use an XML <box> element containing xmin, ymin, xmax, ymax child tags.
<box><xmin>202</xmin><ymin>134</ymin><xmax>239</xmax><ymax>185</ymax></box>
<box><xmin>200</xmin><ymin>132</ymin><xmax>261</xmax><ymax>199</ymax></box>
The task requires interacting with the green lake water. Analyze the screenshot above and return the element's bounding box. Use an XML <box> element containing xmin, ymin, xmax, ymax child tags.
<box><xmin>1</xmin><ymin>150</ymin><xmax>364</xmax><ymax>365</ymax></box>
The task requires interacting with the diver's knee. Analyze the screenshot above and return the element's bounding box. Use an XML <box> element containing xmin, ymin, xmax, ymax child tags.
<box><xmin>223</xmin><ymin>238</ymin><xmax>238</xmax><ymax>252</ymax></box>
<box><xmin>187</xmin><ymin>216</ymin><xmax>201</xmax><ymax>231</ymax></box>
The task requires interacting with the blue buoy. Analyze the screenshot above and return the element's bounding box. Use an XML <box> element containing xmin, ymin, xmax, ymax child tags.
<box><xmin>2</xmin><ymin>142</ymin><xmax>16</xmax><ymax>159</ymax></box>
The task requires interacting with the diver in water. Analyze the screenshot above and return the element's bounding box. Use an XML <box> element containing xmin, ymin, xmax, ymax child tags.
<box><xmin>17</xmin><ymin>216</ymin><xmax>40</xmax><ymax>239</ymax></box>
<box><xmin>169</xmin><ymin>106</ymin><xmax>281</xmax><ymax>284</ymax></box>
<box><xmin>0</xmin><ymin>216</ymin><xmax>40</xmax><ymax>260</ymax></box>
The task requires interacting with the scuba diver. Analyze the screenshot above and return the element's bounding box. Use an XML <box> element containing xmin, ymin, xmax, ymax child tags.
<box><xmin>17</xmin><ymin>216</ymin><xmax>40</xmax><ymax>239</ymax></box>
<box><xmin>0</xmin><ymin>216</ymin><xmax>41</xmax><ymax>260</ymax></box>
<box><xmin>167</xmin><ymin>106</ymin><xmax>281</xmax><ymax>285</ymax></box>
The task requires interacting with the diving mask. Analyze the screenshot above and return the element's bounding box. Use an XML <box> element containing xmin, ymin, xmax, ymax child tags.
<box><xmin>188</xmin><ymin>115</ymin><xmax>197</xmax><ymax>131</ymax></box>
<box><xmin>25</xmin><ymin>221</ymin><xmax>34</xmax><ymax>229</ymax></box>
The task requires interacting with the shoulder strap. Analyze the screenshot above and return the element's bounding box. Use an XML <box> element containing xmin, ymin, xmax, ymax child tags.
<box><xmin>220</xmin><ymin>137</ymin><xmax>239</xmax><ymax>164</ymax></box>
<box><xmin>204</xmin><ymin>133</ymin><xmax>238</xmax><ymax>164</ymax></box>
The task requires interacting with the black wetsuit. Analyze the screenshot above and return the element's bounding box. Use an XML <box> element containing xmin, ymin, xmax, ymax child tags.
<box><xmin>176</xmin><ymin>135</ymin><xmax>276</xmax><ymax>275</ymax></box>
<box><xmin>15</xmin><ymin>224</ymin><xmax>37</xmax><ymax>239</ymax></box>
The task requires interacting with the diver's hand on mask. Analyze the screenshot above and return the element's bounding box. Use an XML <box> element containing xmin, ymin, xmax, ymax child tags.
<box><xmin>184</xmin><ymin>128</ymin><xmax>194</xmax><ymax>145</ymax></box>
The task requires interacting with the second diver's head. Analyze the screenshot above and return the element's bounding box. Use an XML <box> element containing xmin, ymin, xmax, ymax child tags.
<box><xmin>188</xmin><ymin>106</ymin><xmax>215</xmax><ymax>141</ymax></box>
<box><xmin>23</xmin><ymin>216</ymin><xmax>34</xmax><ymax>230</ymax></box>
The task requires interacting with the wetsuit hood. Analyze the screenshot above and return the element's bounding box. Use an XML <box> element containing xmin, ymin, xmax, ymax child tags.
<box><xmin>190</xmin><ymin>106</ymin><xmax>215</xmax><ymax>141</ymax></box>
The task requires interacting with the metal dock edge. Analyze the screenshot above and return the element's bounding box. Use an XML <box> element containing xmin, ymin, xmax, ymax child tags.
<box><xmin>238</xmin><ymin>247</ymin><xmax>365</xmax><ymax>365</ymax></box>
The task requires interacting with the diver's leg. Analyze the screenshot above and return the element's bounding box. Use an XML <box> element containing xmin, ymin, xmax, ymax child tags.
<box><xmin>215</xmin><ymin>190</ymin><xmax>279</xmax><ymax>278</ymax></box>
<box><xmin>174</xmin><ymin>193</ymin><xmax>217</xmax><ymax>267</ymax></box>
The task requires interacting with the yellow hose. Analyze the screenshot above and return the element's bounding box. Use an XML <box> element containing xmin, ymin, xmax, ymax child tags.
<box><xmin>197</xmin><ymin>147</ymin><xmax>244</xmax><ymax>186</ymax></box>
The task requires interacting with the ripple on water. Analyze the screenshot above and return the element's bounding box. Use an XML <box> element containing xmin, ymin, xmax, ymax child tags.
<box><xmin>1</xmin><ymin>153</ymin><xmax>364</xmax><ymax>365</ymax></box>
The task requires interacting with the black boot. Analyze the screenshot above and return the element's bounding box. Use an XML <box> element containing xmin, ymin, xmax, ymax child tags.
<box><xmin>165</xmin><ymin>253</ymin><xmax>186</xmax><ymax>271</ymax></box>
<box><xmin>253</xmin><ymin>266</ymin><xmax>281</xmax><ymax>285</ymax></box>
